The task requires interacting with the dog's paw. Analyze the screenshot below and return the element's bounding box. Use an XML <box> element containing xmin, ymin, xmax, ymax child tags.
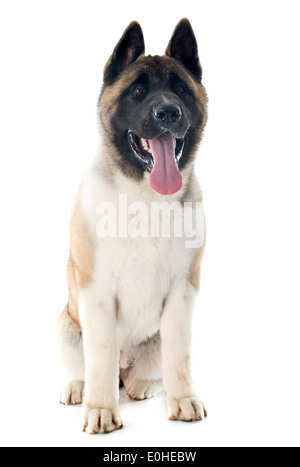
<box><xmin>168</xmin><ymin>397</ymin><xmax>207</xmax><ymax>422</ymax></box>
<box><xmin>82</xmin><ymin>405</ymin><xmax>123</xmax><ymax>435</ymax></box>
<box><xmin>60</xmin><ymin>381</ymin><xmax>84</xmax><ymax>406</ymax></box>
<box><xmin>124</xmin><ymin>378</ymin><xmax>162</xmax><ymax>401</ymax></box>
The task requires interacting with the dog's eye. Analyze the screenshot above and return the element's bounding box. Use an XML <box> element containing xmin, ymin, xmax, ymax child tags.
<box><xmin>176</xmin><ymin>85</ymin><xmax>185</xmax><ymax>94</ymax></box>
<box><xmin>132</xmin><ymin>86</ymin><xmax>144</xmax><ymax>96</ymax></box>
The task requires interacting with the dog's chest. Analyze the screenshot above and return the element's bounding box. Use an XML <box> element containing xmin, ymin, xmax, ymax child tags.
<box><xmin>82</xmin><ymin>173</ymin><xmax>193</xmax><ymax>345</ymax></box>
<box><xmin>95</xmin><ymin>228</ymin><xmax>189</xmax><ymax>346</ymax></box>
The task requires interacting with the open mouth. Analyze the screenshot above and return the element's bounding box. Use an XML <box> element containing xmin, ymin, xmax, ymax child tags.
<box><xmin>127</xmin><ymin>130</ymin><xmax>184</xmax><ymax>196</ymax></box>
<box><xmin>127</xmin><ymin>130</ymin><xmax>184</xmax><ymax>172</ymax></box>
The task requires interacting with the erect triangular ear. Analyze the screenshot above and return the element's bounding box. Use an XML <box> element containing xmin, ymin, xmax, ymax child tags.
<box><xmin>104</xmin><ymin>21</ymin><xmax>145</xmax><ymax>85</ymax></box>
<box><xmin>165</xmin><ymin>19</ymin><xmax>202</xmax><ymax>83</ymax></box>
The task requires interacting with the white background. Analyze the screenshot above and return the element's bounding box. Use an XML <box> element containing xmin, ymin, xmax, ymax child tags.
<box><xmin>0</xmin><ymin>0</ymin><xmax>299</xmax><ymax>448</ymax></box>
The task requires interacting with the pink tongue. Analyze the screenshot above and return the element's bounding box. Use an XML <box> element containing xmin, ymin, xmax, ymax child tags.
<box><xmin>148</xmin><ymin>132</ymin><xmax>183</xmax><ymax>195</ymax></box>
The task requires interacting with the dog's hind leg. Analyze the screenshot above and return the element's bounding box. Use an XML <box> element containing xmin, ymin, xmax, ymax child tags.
<box><xmin>57</xmin><ymin>305</ymin><xmax>85</xmax><ymax>405</ymax></box>
<box><xmin>121</xmin><ymin>332</ymin><xmax>163</xmax><ymax>401</ymax></box>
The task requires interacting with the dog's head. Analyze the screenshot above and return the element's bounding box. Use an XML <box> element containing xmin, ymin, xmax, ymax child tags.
<box><xmin>99</xmin><ymin>19</ymin><xmax>208</xmax><ymax>196</ymax></box>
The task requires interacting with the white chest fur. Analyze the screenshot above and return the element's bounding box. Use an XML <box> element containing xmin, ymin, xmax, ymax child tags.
<box><xmin>80</xmin><ymin>166</ymin><xmax>199</xmax><ymax>348</ymax></box>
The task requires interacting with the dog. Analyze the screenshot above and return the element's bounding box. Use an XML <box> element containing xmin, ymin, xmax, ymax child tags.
<box><xmin>57</xmin><ymin>18</ymin><xmax>208</xmax><ymax>434</ymax></box>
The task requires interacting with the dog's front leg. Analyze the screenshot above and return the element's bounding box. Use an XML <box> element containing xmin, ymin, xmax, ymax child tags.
<box><xmin>79</xmin><ymin>286</ymin><xmax>122</xmax><ymax>434</ymax></box>
<box><xmin>161</xmin><ymin>280</ymin><xmax>207</xmax><ymax>422</ymax></box>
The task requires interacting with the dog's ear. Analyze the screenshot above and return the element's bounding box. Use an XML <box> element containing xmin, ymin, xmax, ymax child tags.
<box><xmin>166</xmin><ymin>19</ymin><xmax>202</xmax><ymax>83</ymax></box>
<box><xmin>104</xmin><ymin>22</ymin><xmax>145</xmax><ymax>85</ymax></box>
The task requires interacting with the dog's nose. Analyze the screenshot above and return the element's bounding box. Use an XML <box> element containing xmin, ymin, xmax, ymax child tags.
<box><xmin>153</xmin><ymin>104</ymin><xmax>182</xmax><ymax>124</ymax></box>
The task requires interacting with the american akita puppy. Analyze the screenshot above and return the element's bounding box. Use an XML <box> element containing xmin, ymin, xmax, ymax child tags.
<box><xmin>57</xmin><ymin>18</ymin><xmax>208</xmax><ymax>434</ymax></box>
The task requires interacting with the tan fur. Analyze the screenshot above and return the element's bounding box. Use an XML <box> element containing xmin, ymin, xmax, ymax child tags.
<box><xmin>188</xmin><ymin>246</ymin><xmax>204</xmax><ymax>289</ymax></box>
<box><xmin>100</xmin><ymin>66</ymin><xmax>143</xmax><ymax>133</ymax></box>
<box><xmin>187</xmin><ymin>182</ymin><xmax>206</xmax><ymax>289</ymax></box>
<box><xmin>99</xmin><ymin>148</ymin><xmax>115</xmax><ymax>178</ymax></box>
<box><xmin>116</xmin><ymin>298</ymin><xmax>121</xmax><ymax>320</ymax></box>
<box><xmin>61</xmin><ymin>185</ymin><xmax>95</xmax><ymax>327</ymax></box>
<box><xmin>56</xmin><ymin>303</ymin><xmax>81</xmax><ymax>335</ymax></box>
